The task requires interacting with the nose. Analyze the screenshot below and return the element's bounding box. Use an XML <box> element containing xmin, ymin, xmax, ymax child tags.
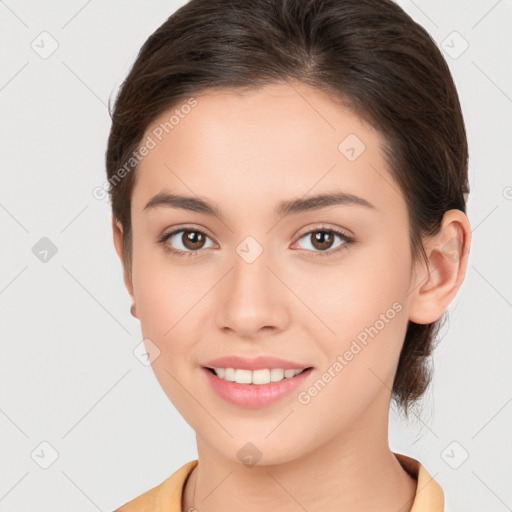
<box><xmin>214</xmin><ymin>245</ymin><xmax>291</xmax><ymax>338</ymax></box>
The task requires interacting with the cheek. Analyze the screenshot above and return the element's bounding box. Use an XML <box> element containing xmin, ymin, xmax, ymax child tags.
<box><xmin>130</xmin><ymin>250</ymin><xmax>208</xmax><ymax>414</ymax></box>
<box><xmin>294</xmin><ymin>238</ymin><xmax>412</xmax><ymax>391</ymax></box>
<box><xmin>291</xmin><ymin>275</ymin><xmax>410</xmax><ymax>432</ymax></box>
<box><xmin>131</xmin><ymin>243</ymin><xmax>216</xmax><ymax>367</ymax></box>
<box><xmin>291</xmin><ymin>242</ymin><xmax>411</xmax><ymax>343</ymax></box>
<box><xmin>132</xmin><ymin>237</ymin><xmax>197</xmax><ymax>327</ymax></box>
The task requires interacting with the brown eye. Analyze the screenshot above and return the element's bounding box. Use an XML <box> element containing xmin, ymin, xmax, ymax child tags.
<box><xmin>295</xmin><ymin>227</ymin><xmax>354</xmax><ymax>257</ymax></box>
<box><xmin>180</xmin><ymin>230</ymin><xmax>207</xmax><ymax>250</ymax></box>
<box><xmin>310</xmin><ymin>231</ymin><xmax>336</xmax><ymax>251</ymax></box>
<box><xmin>159</xmin><ymin>228</ymin><xmax>215</xmax><ymax>257</ymax></box>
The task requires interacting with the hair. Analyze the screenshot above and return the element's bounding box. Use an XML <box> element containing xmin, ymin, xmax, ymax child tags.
<box><xmin>105</xmin><ymin>0</ymin><xmax>469</xmax><ymax>418</ymax></box>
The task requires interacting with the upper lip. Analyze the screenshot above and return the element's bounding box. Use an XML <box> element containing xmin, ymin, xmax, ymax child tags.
<box><xmin>202</xmin><ymin>355</ymin><xmax>313</xmax><ymax>371</ymax></box>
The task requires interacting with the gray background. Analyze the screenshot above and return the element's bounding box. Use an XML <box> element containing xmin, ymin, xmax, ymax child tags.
<box><xmin>1</xmin><ymin>0</ymin><xmax>511</xmax><ymax>510</ymax></box>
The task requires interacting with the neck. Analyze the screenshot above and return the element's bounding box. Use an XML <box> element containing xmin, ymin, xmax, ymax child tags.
<box><xmin>182</xmin><ymin>394</ymin><xmax>417</xmax><ymax>512</ymax></box>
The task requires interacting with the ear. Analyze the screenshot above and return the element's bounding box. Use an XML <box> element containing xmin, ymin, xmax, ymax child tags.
<box><xmin>112</xmin><ymin>215</ymin><xmax>135</xmax><ymax>302</ymax></box>
<box><xmin>408</xmin><ymin>209</ymin><xmax>472</xmax><ymax>324</ymax></box>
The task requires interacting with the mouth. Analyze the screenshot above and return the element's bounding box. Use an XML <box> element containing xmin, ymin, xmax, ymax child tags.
<box><xmin>203</xmin><ymin>366</ymin><xmax>313</xmax><ymax>384</ymax></box>
<box><xmin>201</xmin><ymin>365</ymin><xmax>314</xmax><ymax>408</ymax></box>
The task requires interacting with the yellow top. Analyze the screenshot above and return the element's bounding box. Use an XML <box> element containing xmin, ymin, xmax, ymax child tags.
<box><xmin>114</xmin><ymin>452</ymin><xmax>444</xmax><ymax>512</ymax></box>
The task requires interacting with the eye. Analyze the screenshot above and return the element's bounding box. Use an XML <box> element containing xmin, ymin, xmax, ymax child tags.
<box><xmin>293</xmin><ymin>226</ymin><xmax>355</xmax><ymax>257</ymax></box>
<box><xmin>158</xmin><ymin>227</ymin><xmax>216</xmax><ymax>257</ymax></box>
<box><xmin>158</xmin><ymin>225</ymin><xmax>355</xmax><ymax>259</ymax></box>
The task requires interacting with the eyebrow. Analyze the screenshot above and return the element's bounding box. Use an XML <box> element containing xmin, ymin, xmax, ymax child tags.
<box><xmin>143</xmin><ymin>190</ymin><xmax>375</xmax><ymax>219</ymax></box>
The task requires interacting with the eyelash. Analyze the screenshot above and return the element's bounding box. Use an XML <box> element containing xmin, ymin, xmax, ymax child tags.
<box><xmin>157</xmin><ymin>225</ymin><xmax>355</xmax><ymax>259</ymax></box>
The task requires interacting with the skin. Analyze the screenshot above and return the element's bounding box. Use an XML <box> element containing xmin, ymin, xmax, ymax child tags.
<box><xmin>113</xmin><ymin>81</ymin><xmax>471</xmax><ymax>512</ymax></box>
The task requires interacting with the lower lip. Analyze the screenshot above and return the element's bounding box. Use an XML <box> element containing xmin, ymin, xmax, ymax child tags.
<box><xmin>202</xmin><ymin>367</ymin><xmax>314</xmax><ymax>408</ymax></box>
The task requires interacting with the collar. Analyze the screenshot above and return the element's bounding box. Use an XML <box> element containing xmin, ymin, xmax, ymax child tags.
<box><xmin>115</xmin><ymin>452</ymin><xmax>444</xmax><ymax>511</ymax></box>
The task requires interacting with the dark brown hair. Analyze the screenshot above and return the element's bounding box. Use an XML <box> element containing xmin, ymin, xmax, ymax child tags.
<box><xmin>105</xmin><ymin>0</ymin><xmax>469</xmax><ymax>418</ymax></box>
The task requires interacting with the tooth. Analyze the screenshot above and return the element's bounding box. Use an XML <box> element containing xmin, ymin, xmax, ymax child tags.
<box><xmin>235</xmin><ymin>369</ymin><xmax>252</xmax><ymax>384</ymax></box>
<box><xmin>212</xmin><ymin>367</ymin><xmax>306</xmax><ymax>383</ymax></box>
<box><xmin>252</xmin><ymin>369</ymin><xmax>271</xmax><ymax>385</ymax></box>
<box><xmin>270</xmin><ymin>368</ymin><xmax>285</xmax><ymax>382</ymax></box>
<box><xmin>224</xmin><ymin>368</ymin><xmax>236</xmax><ymax>381</ymax></box>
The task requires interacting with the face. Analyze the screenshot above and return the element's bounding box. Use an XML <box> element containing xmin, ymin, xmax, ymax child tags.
<box><xmin>121</xmin><ymin>82</ymin><xmax>422</xmax><ymax>464</ymax></box>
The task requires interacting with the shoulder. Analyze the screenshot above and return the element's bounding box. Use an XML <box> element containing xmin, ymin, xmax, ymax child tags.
<box><xmin>394</xmin><ymin>452</ymin><xmax>445</xmax><ymax>512</ymax></box>
<box><xmin>114</xmin><ymin>460</ymin><xmax>198</xmax><ymax>512</ymax></box>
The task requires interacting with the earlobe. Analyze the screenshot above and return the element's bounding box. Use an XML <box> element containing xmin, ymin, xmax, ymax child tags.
<box><xmin>408</xmin><ymin>210</ymin><xmax>471</xmax><ymax>325</ymax></box>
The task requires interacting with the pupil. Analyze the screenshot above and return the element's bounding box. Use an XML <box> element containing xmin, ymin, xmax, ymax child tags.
<box><xmin>185</xmin><ymin>231</ymin><xmax>204</xmax><ymax>249</ymax></box>
<box><xmin>314</xmin><ymin>231</ymin><xmax>332</xmax><ymax>250</ymax></box>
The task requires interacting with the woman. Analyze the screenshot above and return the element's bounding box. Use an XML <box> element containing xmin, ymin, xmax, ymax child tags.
<box><xmin>106</xmin><ymin>0</ymin><xmax>471</xmax><ymax>510</ymax></box>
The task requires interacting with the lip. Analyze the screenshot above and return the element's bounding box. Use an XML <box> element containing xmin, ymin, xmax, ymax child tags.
<box><xmin>201</xmin><ymin>355</ymin><xmax>311</xmax><ymax>371</ymax></box>
<box><xmin>202</xmin><ymin>366</ymin><xmax>314</xmax><ymax>408</ymax></box>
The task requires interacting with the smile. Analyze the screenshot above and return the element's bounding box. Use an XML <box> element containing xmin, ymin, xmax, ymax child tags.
<box><xmin>207</xmin><ymin>367</ymin><xmax>307</xmax><ymax>384</ymax></box>
<box><xmin>202</xmin><ymin>366</ymin><xmax>314</xmax><ymax>408</ymax></box>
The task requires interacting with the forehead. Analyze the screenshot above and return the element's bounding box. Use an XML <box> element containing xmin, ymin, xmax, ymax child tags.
<box><xmin>133</xmin><ymin>82</ymin><xmax>404</xmax><ymax>219</ymax></box>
